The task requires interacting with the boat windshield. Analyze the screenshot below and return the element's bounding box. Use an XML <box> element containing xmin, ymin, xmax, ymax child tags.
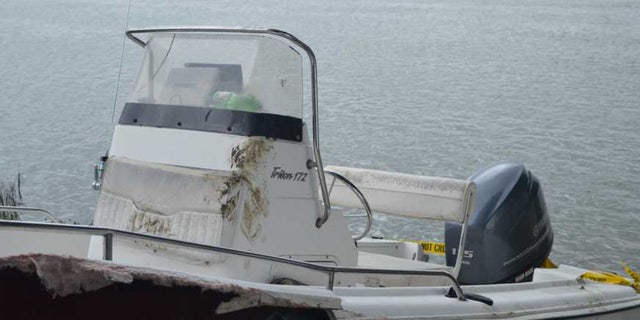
<box><xmin>127</xmin><ymin>32</ymin><xmax>303</xmax><ymax>119</ymax></box>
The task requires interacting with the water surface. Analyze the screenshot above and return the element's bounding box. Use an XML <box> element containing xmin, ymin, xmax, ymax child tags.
<box><xmin>0</xmin><ymin>0</ymin><xmax>638</xmax><ymax>273</ymax></box>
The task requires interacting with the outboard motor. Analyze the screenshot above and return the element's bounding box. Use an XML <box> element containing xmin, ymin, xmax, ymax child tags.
<box><xmin>445</xmin><ymin>162</ymin><xmax>553</xmax><ymax>285</ymax></box>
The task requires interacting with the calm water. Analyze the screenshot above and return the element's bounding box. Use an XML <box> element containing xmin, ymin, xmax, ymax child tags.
<box><xmin>1</xmin><ymin>0</ymin><xmax>639</xmax><ymax>273</ymax></box>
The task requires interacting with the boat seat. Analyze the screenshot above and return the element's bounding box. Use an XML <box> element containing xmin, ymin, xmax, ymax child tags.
<box><xmin>93</xmin><ymin>156</ymin><xmax>240</xmax><ymax>247</ymax></box>
<box><xmin>325</xmin><ymin>165</ymin><xmax>476</xmax><ymax>278</ymax></box>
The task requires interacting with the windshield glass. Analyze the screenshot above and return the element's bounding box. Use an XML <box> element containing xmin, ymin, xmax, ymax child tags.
<box><xmin>127</xmin><ymin>32</ymin><xmax>303</xmax><ymax>119</ymax></box>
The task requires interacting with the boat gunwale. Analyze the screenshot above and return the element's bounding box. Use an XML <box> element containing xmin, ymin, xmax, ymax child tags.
<box><xmin>0</xmin><ymin>219</ymin><xmax>466</xmax><ymax>299</ymax></box>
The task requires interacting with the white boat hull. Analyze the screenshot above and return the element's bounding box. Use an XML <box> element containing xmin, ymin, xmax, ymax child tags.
<box><xmin>1</xmin><ymin>222</ymin><xmax>638</xmax><ymax>319</ymax></box>
<box><xmin>2</xmin><ymin>26</ymin><xmax>638</xmax><ymax>320</ymax></box>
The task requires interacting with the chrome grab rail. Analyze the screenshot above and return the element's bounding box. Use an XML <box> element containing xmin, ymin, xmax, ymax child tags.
<box><xmin>125</xmin><ymin>27</ymin><xmax>332</xmax><ymax>229</ymax></box>
<box><xmin>324</xmin><ymin>169</ymin><xmax>373</xmax><ymax>241</ymax></box>
<box><xmin>0</xmin><ymin>220</ymin><xmax>466</xmax><ymax>300</ymax></box>
<box><xmin>0</xmin><ymin>206</ymin><xmax>62</xmax><ymax>223</ymax></box>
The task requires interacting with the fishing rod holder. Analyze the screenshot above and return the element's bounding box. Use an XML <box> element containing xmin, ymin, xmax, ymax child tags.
<box><xmin>92</xmin><ymin>154</ymin><xmax>108</xmax><ymax>190</ymax></box>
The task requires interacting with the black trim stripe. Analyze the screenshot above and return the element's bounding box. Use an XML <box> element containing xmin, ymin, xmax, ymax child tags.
<box><xmin>119</xmin><ymin>103</ymin><xmax>303</xmax><ymax>142</ymax></box>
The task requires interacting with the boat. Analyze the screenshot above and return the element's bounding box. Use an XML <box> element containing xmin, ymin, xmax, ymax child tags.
<box><xmin>1</xmin><ymin>27</ymin><xmax>639</xmax><ymax>319</ymax></box>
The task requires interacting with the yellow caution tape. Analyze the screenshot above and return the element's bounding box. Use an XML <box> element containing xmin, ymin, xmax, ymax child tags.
<box><xmin>580</xmin><ymin>263</ymin><xmax>640</xmax><ymax>294</ymax></box>
<box><xmin>623</xmin><ymin>263</ymin><xmax>640</xmax><ymax>293</ymax></box>
<box><xmin>580</xmin><ymin>271</ymin><xmax>633</xmax><ymax>287</ymax></box>
<box><xmin>406</xmin><ymin>240</ymin><xmax>446</xmax><ymax>256</ymax></box>
<box><xmin>541</xmin><ymin>258</ymin><xmax>558</xmax><ymax>269</ymax></box>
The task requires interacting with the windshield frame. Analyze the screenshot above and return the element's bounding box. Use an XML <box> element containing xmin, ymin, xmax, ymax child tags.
<box><xmin>126</xmin><ymin>27</ymin><xmax>332</xmax><ymax>228</ymax></box>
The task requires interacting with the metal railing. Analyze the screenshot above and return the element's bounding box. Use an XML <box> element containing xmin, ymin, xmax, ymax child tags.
<box><xmin>0</xmin><ymin>206</ymin><xmax>62</xmax><ymax>223</ymax></box>
<box><xmin>0</xmin><ymin>219</ymin><xmax>466</xmax><ymax>300</ymax></box>
<box><xmin>324</xmin><ymin>170</ymin><xmax>373</xmax><ymax>241</ymax></box>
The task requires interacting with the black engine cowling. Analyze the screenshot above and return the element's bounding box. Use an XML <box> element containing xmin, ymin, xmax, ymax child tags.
<box><xmin>445</xmin><ymin>162</ymin><xmax>553</xmax><ymax>285</ymax></box>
